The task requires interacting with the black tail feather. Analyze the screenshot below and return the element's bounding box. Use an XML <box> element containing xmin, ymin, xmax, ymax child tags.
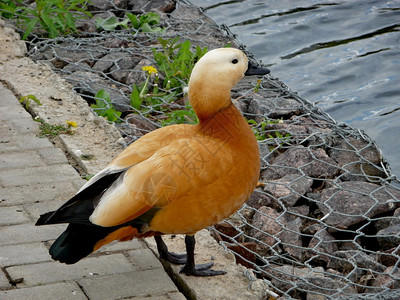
<box><xmin>49</xmin><ymin>223</ymin><xmax>118</xmax><ymax>264</ymax></box>
<box><xmin>36</xmin><ymin>170</ymin><xmax>125</xmax><ymax>226</ymax></box>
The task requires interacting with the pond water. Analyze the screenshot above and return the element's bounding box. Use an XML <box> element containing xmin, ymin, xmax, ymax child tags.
<box><xmin>195</xmin><ymin>0</ymin><xmax>400</xmax><ymax>176</ymax></box>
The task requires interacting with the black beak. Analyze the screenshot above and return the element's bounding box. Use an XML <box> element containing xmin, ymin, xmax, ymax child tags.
<box><xmin>245</xmin><ymin>61</ymin><xmax>270</xmax><ymax>76</ymax></box>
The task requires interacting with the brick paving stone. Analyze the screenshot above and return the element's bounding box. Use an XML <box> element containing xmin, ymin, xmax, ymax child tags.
<box><xmin>0</xmin><ymin>134</ymin><xmax>53</xmax><ymax>152</ymax></box>
<box><xmin>78</xmin><ymin>269</ymin><xmax>178</xmax><ymax>300</ymax></box>
<box><xmin>127</xmin><ymin>248</ymin><xmax>165</xmax><ymax>271</ymax></box>
<box><xmin>37</xmin><ymin>147</ymin><xmax>69</xmax><ymax>165</ymax></box>
<box><xmin>0</xmin><ymin>206</ymin><xmax>29</xmax><ymax>225</ymax></box>
<box><xmin>98</xmin><ymin>238</ymin><xmax>144</xmax><ymax>253</ymax></box>
<box><xmin>0</xmin><ymin>105</ymin><xmax>32</xmax><ymax>121</ymax></box>
<box><xmin>0</xmin><ymin>270</ymin><xmax>10</xmax><ymax>289</ymax></box>
<box><xmin>0</xmin><ymin>181</ymin><xmax>80</xmax><ymax>206</ymax></box>
<box><xmin>0</xmin><ymin>83</ymin><xmax>18</xmax><ymax>106</ymax></box>
<box><xmin>0</xmin><ymin>223</ymin><xmax>64</xmax><ymax>245</ymax></box>
<box><xmin>0</xmin><ymin>150</ymin><xmax>45</xmax><ymax>169</ymax></box>
<box><xmin>0</xmin><ymin>164</ymin><xmax>80</xmax><ymax>187</ymax></box>
<box><xmin>6</xmin><ymin>254</ymin><xmax>136</xmax><ymax>286</ymax></box>
<box><xmin>0</xmin><ymin>282</ymin><xmax>87</xmax><ymax>300</ymax></box>
<box><xmin>9</xmin><ymin>117</ymin><xmax>40</xmax><ymax>134</ymax></box>
<box><xmin>126</xmin><ymin>292</ymin><xmax>187</xmax><ymax>300</ymax></box>
<box><xmin>0</xmin><ymin>242</ymin><xmax>51</xmax><ymax>267</ymax></box>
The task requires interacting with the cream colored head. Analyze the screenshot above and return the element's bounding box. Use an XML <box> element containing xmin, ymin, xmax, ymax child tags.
<box><xmin>188</xmin><ymin>48</ymin><xmax>249</xmax><ymax>120</ymax></box>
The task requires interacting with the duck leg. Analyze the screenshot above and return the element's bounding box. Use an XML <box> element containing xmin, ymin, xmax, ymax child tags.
<box><xmin>180</xmin><ymin>235</ymin><xmax>226</xmax><ymax>276</ymax></box>
<box><xmin>154</xmin><ymin>236</ymin><xmax>187</xmax><ymax>264</ymax></box>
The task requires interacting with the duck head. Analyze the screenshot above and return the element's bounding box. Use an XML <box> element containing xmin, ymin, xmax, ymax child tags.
<box><xmin>188</xmin><ymin>48</ymin><xmax>270</xmax><ymax>120</ymax></box>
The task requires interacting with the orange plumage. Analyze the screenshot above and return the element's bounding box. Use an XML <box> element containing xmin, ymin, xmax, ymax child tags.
<box><xmin>36</xmin><ymin>48</ymin><xmax>270</xmax><ymax>276</ymax></box>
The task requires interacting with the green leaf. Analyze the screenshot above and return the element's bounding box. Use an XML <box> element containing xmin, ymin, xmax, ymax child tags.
<box><xmin>140</xmin><ymin>12</ymin><xmax>160</xmax><ymax>26</ymax></box>
<box><xmin>94</xmin><ymin>89</ymin><xmax>110</xmax><ymax>108</ymax></box>
<box><xmin>130</xmin><ymin>85</ymin><xmax>142</xmax><ymax>109</ymax></box>
<box><xmin>95</xmin><ymin>16</ymin><xmax>129</xmax><ymax>31</ymax></box>
<box><xmin>126</xmin><ymin>13</ymin><xmax>139</xmax><ymax>29</ymax></box>
<box><xmin>22</xmin><ymin>19</ymin><xmax>37</xmax><ymax>40</ymax></box>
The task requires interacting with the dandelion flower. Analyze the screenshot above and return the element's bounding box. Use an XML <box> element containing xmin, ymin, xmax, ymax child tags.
<box><xmin>141</xmin><ymin>66</ymin><xmax>158</xmax><ymax>75</ymax></box>
<box><xmin>66</xmin><ymin>120</ymin><xmax>78</xmax><ymax>128</ymax></box>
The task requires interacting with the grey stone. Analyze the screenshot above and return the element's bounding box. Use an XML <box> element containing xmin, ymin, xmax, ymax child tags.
<box><xmin>129</xmin><ymin>0</ymin><xmax>176</xmax><ymax>13</ymax></box>
<box><xmin>0</xmin><ymin>105</ymin><xmax>32</xmax><ymax>121</ymax></box>
<box><xmin>263</xmin><ymin>174</ymin><xmax>313</xmax><ymax>207</ymax></box>
<box><xmin>262</xmin><ymin>145</ymin><xmax>339</xmax><ymax>180</ymax></box>
<box><xmin>327</xmin><ymin>250</ymin><xmax>385</xmax><ymax>274</ymax></box>
<box><xmin>0</xmin><ymin>83</ymin><xmax>19</xmax><ymax>106</ymax></box>
<box><xmin>37</xmin><ymin>147</ymin><xmax>69</xmax><ymax>165</ymax></box>
<box><xmin>307</xmin><ymin>229</ymin><xmax>338</xmax><ymax>265</ymax></box>
<box><xmin>247</xmin><ymin>97</ymin><xmax>305</xmax><ymax>119</ymax></box>
<box><xmin>0</xmin><ymin>282</ymin><xmax>87</xmax><ymax>300</ymax></box>
<box><xmin>0</xmin><ymin>150</ymin><xmax>44</xmax><ymax>169</ymax></box>
<box><xmin>0</xmin><ymin>242</ymin><xmax>51</xmax><ymax>267</ymax></box>
<box><xmin>0</xmin><ymin>181</ymin><xmax>78</xmax><ymax>206</ymax></box>
<box><xmin>109</xmin><ymin>55</ymin><xmax>141</xmax><ymax>84</ymax></box>
<box><xmin>372</xmin><ymin>266</ymin><xmax>400</xmax><ymax>289</ymax></box>
<box><xmin>377</xmin><ymin>224</ymin><xmax>400</xmax><ymax>250</ymax></box>
<box><xmin>6</xmin><ymin>254</ymin><xmax>135</xmax><ymax>286</ymax></box>
<box><xmin>251</xmin><ymin>206</ymin><xmax>283</xmax><ymax>252</ymax></box>
<box><xmin>125</xmin><ymin>113</ymin><xmax>159</xmax><ymax>137</ymax></box>
<box><xmin>0</xmin><ymin>164</ymin><xmax>80</xmax><ymax>187</ymax></box>
<box><xmin>92</xmin><ymin>51</ymin><xmax>127</xmax><ymax>73</ymax></box>
<box><xmin>0</xmin><ymin>206</ymin><xmax>29</xmax><ymax>225</ymax></box>
<box><xmin>391</xmin><ymin>207</ymin><xmax>400</xmax><ymax>226</ymax></box>
<box><xmin>0</xmin><ymin>134</ymin><xmax>53</xmax><ymax>152</ymax></box>
<box><xmin>0</xmin><ymin>223</ymin><xmax>63</xmax><ymax>245</ymax></box>
<box><xmin>314</xmin><ymin>181</ymin><xmax>400</xmax><ymax>229</ymax></box>
<box><xmin>88</xmin><ymin>0</ymin><xmax>129</xmax><ymax>11</ymax></box>
<box><xmin>328</xmin><ymin>137</ymin><xmax>387</xmax><ymax>181</ymax></box>
<box><xmin>0</xmin><ymin>269</ymin><xmax>10</xmax><ymax>289</ymax></box>
<box><xmin>127</xmin><ymin>248</ymin><xmax>164</xmax><ymax>270</ymax></box>
<box><xmin>246</xmin><ymin>189</ymin><xmax>276</xmax><ymax>210</ymax></box>
<box><xmin>280</xmin><ymin>217</ymin><xmax>303</xmax><ymax>260</ymax></box>
<box><xmin>78</xmin><ymin>269</ymin><xmax>177</xmax><ymax>300</ymax></box>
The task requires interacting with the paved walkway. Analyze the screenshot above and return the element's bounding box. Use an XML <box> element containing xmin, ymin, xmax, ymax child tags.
<box><xmin>0</xmin><ymin>83</ymin><xmax>185</xmax><ymax>299</ymax></box>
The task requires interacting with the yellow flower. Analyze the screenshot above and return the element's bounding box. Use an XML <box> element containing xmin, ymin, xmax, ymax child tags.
<box><xmin>141</xmin><ymin>66</ymin><xmax>158</xmax><ymax>75</ymax></box>
<box><xmin>66</xmin><ymin>120</ymin><xmax>77</xmax><ymax>128</ymax></box>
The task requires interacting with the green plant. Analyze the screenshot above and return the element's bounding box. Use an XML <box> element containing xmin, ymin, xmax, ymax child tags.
<box><xmin>125</xmin><ymin>38</ymin><xmax>208</xmax><ymax>126</ymax></box>
<box><xmin>0</xmin><ymin>0</ymin><xmax>21</xmax><ymax>19</ymax></box>
<box><xmin>20</xmin><ymin>94</ymin><xmax>42</xmax><ymax>109</ymax></box>
<box><xmin>95</xmin><ymin>12</ymin><xmax>163</xmax><ymax>33</ymax></box>
<box><xmin>3</xmin><ymin>0</ymin><xmax>91</xmax><ymax>39</ymax></box>
<box><xmin>35</xmin><ymin>118</ymin><xmax>75</xmax><ymax>137</ymax></box>
<box><xmin>247</xmin><ymin>118</ymin><xmax>292</xmax><ymax>143</ymax></box>
<box><xmin>153</xmin><ymin>37</ymin><xmax>208</xmax><ymax>92</ymax></box>
<box><xmin>91</xmin><ymin>89</ymin><xmax>122</xmax><ymax>123</ymax></box>
<box><xmin>161</xmin><ymin>104</ymin><xmax>198</xmax><ymax>126</ymax></box>
<box><xmin>127</xmin><ymin>12</ymin><xmax>163</xmax><ymax>33</ymax></box>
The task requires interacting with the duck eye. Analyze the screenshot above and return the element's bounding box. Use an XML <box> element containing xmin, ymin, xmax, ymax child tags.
<box><xmin>232</xmin><ymin>59</ymin><xmax>239</xmax><ymax>64</ymax></box>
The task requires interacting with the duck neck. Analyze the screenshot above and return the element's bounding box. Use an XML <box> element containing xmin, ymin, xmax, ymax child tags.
<box><xmin>189</xmin><ymin>80</ymin><xmax>232</xmax><ymax>121</ymax></box>
<box><xmin>196</xmin><ymin>102</ymin><xmax>255</xmax><ymax>144</ymax></box>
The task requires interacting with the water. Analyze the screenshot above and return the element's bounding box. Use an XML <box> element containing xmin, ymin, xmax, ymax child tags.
<box><xmin>195</xmin><ymin>0</ymin><xmax>400</xmax><ymax>176</ymax></box>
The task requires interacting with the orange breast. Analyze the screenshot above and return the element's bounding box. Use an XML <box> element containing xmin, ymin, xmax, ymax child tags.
<box><xmin>148</xmin><ymin>103</ymin><xmax>260</xmax><ymax>234</ymax></box>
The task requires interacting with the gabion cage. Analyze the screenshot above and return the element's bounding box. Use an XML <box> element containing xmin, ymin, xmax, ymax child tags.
<box><xmin>6</xmin><ymin>0</ymin><xmax>400</xmax><ymax>299</ymax></box>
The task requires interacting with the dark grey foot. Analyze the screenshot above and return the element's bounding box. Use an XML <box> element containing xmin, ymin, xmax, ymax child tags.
<box><xmin>180</xmin><ymin>235</ymin><xmax>226</xmax><ymax>277</ymax></box>
<box><xmin>180</xmin><ymin>262</ymin><xmax>226</xmax><ymax>276</ymax></box>
<box><xmin>163</xmin><ymin>251</ymin><xmax>187</xmax><ymax>264</ymax></box>
<box><xmin>154</xmin><ymin>236</ymin><xmax>187</xmax><ymax>264</ymax></box>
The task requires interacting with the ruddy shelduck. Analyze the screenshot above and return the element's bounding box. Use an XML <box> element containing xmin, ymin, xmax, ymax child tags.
<box><xmin>36</xmin><ymin>48</ymin><xmax>270</xmax><ymax>276</ymax></box>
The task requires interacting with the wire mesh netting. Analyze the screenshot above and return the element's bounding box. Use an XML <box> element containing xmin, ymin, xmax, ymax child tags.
<box><xmin>4</xmin><ymin>0</ymin><xmax>400</xmax><ymax>299</ymax></box>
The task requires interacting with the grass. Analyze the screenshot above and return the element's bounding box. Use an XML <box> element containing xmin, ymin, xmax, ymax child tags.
<box><xmin>0</xmin><ymin>0</ymin><xmax>91</xmax><ymax>39</ymax></box>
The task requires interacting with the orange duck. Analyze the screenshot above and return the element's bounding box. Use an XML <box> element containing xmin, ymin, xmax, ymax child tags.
<box><xmin>36</xmin><ymin>48</ymin><xmax>270</xmax><ymax>276</ymax></box>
